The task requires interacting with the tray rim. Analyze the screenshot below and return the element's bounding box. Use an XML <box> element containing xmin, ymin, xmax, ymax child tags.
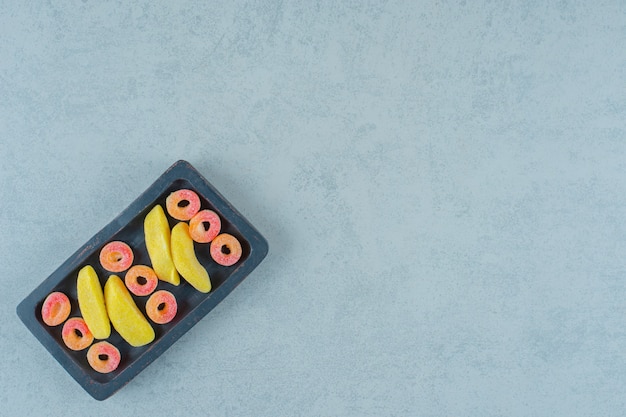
<box><xmin>16</xmin><ymin>160</ymin><xmax>269</xmax><ymax>400</ymax></box>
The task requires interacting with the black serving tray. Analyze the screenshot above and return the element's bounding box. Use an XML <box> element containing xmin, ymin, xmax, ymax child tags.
<box><xmin>16</xmin><ymin>160</ymin><xmax>269</xmax><ymax>400</ymax></box>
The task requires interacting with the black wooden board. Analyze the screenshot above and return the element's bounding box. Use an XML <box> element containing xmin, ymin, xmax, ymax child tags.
<box><xmin>16</xmin><ymin>160</ymin><xmax>269</xmax><ymax>400</ymax></box>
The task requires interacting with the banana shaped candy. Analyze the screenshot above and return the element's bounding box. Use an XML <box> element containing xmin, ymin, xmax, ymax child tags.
<box><xmin>104</xmin><ymin>275</ymin><xmax>155</xmax><ymax>347</ymax></box>
<box><xmin>144</xmin><ymin>204</ymin><xmax>180</xmax><ymax>285</ymax></box>
<box><xmin>77</xmin><ymin>265</ymin><xmax>111</xmax><ymax>339</ymax></box>
<box><xmin>171</xmin><ymin>222</ymin><xmax>212</xmax><ymax>293</ymax></box>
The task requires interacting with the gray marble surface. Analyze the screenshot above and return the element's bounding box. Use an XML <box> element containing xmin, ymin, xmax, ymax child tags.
<box><xmin>2</xmin><ymin>1</ymin><xmax>626</xmax><ymax>415</ymax></box>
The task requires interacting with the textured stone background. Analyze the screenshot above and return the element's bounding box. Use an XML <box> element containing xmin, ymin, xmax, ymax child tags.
<box><xmin>2</xmin><ymin>1</ymin><xmax>626</xmax><ymax>415</ymax></box>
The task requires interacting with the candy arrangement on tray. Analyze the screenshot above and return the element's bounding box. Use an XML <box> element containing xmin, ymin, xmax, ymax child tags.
<box><xmin>17</xmin><ymin>160</ymin><xmax>269</xmax><ymax>400</ymax></box>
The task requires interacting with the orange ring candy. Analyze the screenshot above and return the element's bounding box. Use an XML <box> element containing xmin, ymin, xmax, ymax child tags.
<box><xmin>87</xmin><ymin>341</ymin><xmax>121</xmax><ymax>374</ymax></box>
<box><xmin>124</xmin><ymin>265</ymin><xmax>158</xmax><ymax>296</ymax></box>
<box><xmin>99</xmin><ymin>241</ymin><xmax>134</xmax><ymax>272</ymax></box>
<box><xmin>210</xmin><ymin>233</ymin><xmax>242</xmax><ymax>266</ymax></box>
<box><xmin>41</xmin><ymin>291</ymin><xmax>71</xmax><ymax>326</ymax></box>
<box><xmin>61</xmin><ymin>317</ymin><xmax>94</xmax><ymax>351</ymax></box>
<box><xmin>166</xmin><ymin>189</ymin><xmax>200</xmax><ymax>221</ymax></box>
<box><xmin>189</xmin><ymin>209</ymin><xmax>221</xmax><ymax>243</ymax></box>
<box><xmin>145</xmin><ymin>290</ymin><xmax>177</xmax><ymax>324</ymax></box>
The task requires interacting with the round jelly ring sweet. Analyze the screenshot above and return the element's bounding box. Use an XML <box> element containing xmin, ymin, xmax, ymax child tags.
<box><xmin>87</xmin><ymin>341</ymin><xmax>121</xmax><ymax>374</ymax></box>
<box><xmin>189</xmin><ymin>209</ymin><xmax>221</xmax><ymax>243</ymax></box>
<box><xmin>210</xmin><ymin>233</ymin><xmax>243</xmax><ymax>266</ymax></box>
<box><xmin>166</xmin><ymin>189</ymin><xmax>201</xmax><ymax>221</ymax></box>
<box><xmin>100</xmin><ymin>241</ymin><xmax>134</xmax><ymax>272</ymax></box>
<box><xmin>41</xmin><ymin>291</ymin><xmax>71</xmax><ymax>326</ymax></box>
<box><xmin>146</xmin><ymin>290</ymin><xmax>177</xmax><ymax>324</ymax></box>
<box><xmin>124</xmin><ymin>265</ymin><xmax>158</xmax><ymax>296</ymax></box>
<box><xmin>61</xmin><ymin>317</ymin><xmax>94</xmax><ymax>351</ymax></box>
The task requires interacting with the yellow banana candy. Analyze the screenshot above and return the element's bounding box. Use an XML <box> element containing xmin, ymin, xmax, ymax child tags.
<box><xmin>77</xmin><ymin>265</ymin><xmax>110</xmax><ymax>339</ymax></box>
<box><xmin>171</xmin><ymin>222</ymin><xmax>212</xmax><ymax>293</ymax></box>
<box><xmin>104</xmin><ymin>275</ymin><xmax>155</xmax><ymax>347</ymax></box>
<box><xmin>144</xmin><ymin>204</ymin><xmax>180</xmax><ymax>285</ymax></box>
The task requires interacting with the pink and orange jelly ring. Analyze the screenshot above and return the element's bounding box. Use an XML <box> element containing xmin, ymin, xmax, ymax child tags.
<box><xmin>124</xmin><ymin>265</ymin><xmax>158</xmax><ymax>296</ymax></box>
<box><xmin>210</xmin><ymin>233</ymin><xmax>242</xmax><ymax>266</ymax></box>
<box><xmin>166</xmin><ymin>189</ymin><xmax>200</xmax><ymax>221</ymax></box>
<box><xmin>145</xmin><ymin>290</ymin><xmax>177</xmax><ymax>324</ymax></box>
<box><xmin>87</xmin><ymin>341</ymin><xmax>121</xmax><ymax>374</ymax></box>
<box><xmin>189</xmin><ymin>209</ymin><xmax>221</xmax><ymax>243</ymax></box>
<box><xmin>61</xmin><ymin>317</ymin><xmax>94</xmax><ymax>351</ymax></box>
<box><xmin>41</xmin><ymin>291</ymin><xmax>71</xmax><ymax>326</ymax></box>
<box><xmin>99</xmin><ymin>241</ymin><xmax>134</xmax><ymax>272</ymax></box>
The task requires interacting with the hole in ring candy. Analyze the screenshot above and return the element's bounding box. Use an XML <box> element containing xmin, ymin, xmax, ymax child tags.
<box><xmin>189</xmin><ymin>209</ymin><xmax>221</xmax><ymax>243</ymax></box>
<box><xmin>99</xmin><ymin>241</ymin><xmax>134</xmax><ymax>272</ymax></box>
<box><xmin>61</xmin><ymin>317</ymin><xmax>94</xmax><ymax>351</ymax></box>
<box><xmin>210</xmin><ymin>233</ymin><xmax>242</xmax><ymax>266</ymax></box>
<box><xmin>87</xmin><ymin>341</ymin><xmax>121</xmax><ymax>374</ymax></box>
<box><xmin>166</xmin><ymin>189</ymin><xmax>200</xmax><ymax>221</ymax></box>
<box><xmin>41</xmin><ymin>291</ymin><xmax>71</xmax><ymax>326</ymax></box>
<box><xmin>145</xmin><ymin>290</ymin><xmax>177</xmax><ymax>324</ymax></box>
<box><xmin>124</xmin><ymin>265</ymin><xmax>158</xmax><ymax>296</ymax></box>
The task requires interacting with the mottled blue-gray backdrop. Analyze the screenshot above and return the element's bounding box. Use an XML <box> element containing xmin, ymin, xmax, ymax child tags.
<box><xmin>2</xmin><ymin>1</ymin><xmax>625</xmax><ymax>416</ymax></box>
